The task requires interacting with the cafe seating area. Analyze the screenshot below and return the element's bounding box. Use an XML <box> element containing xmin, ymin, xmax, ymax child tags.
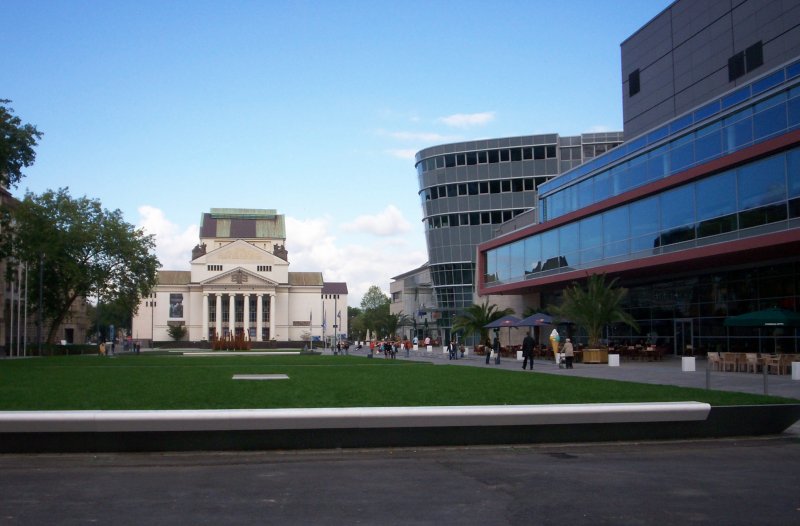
<box><xmin>706</xmin><ymin>352</ymin><xmax>798</xmax><ymax>375</ymax></box>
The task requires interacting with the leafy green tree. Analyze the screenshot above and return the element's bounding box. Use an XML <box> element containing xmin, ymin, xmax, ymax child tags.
<box><xmin>0</xmin><ymin>99</ymin><xmax>43</xmax><ymax>188</ymax></box>
<box><xmin>347</xmin><ymin>306</ymin><xmax>365</xmax><ymax>340</ymax></box>
<box><xmin>549</xmin><ymin>273</ymin><xmax>639</xmax><ymax>348</ymax></box>
<box><xmin>360</xmin><ymin>286</ymin><xmax>390</xmax><ymax>338</ymax></box>
<box><xmin>0</xmin><ymin>188</ymin><xmax>161</xmax><ymax>344</ymax></box>
<box><xmin>386</xmin><ymin>311</ymin><xmax>412</xmax><ymax>338</ymax></box>
<box><xmin>452</xmin><ymin>300</ymin><xmax>514</xmax><ymax>346</ymax></box>
<box><xmin>360</xmin><ymin>285</ymin><xmax>389</xmax><ymax>311</ymax></box>
<box><xmin>167</xmin><ymin>324</ymin><xmax>187</xmax><ymax>341</ymax></box>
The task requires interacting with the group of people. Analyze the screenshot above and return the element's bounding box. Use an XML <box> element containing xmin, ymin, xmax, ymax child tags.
<box><xmin>516</xmin><ymin>329</ymin><xmax>575</xmax><ymax>370</ymax></box>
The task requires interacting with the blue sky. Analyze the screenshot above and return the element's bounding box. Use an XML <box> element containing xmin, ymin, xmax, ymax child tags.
<box><xmin>3</xmin><ymin>0</ymin><xmax>672</xmax><ymax>305</ymax></box>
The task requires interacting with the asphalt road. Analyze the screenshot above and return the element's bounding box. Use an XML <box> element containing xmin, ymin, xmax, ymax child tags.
<box><xmin>2</xmin><ymin>435</ymin><xmax>798</xmax><ymax>525</ymax></box>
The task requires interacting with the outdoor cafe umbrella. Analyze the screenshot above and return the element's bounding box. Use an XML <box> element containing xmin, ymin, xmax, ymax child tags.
<box><xmin>484</xmin><ymin>315</ymin><xmax>521</xmax><ymax>349</ymax></box>
<box><xmin>724</xmin><ymin>307</ymin><xmax>800</xmax><ymax>353</ymax></box>
<box><xmin>723</xmin><ymin>307</ymin><xmax>800</xmax><ymax>327</ymax></box>
<box><xmin>516</xmin><ymin>312</ymin><xmax>553</xmax><ymax>348</ymax></box>
<box><xmin>516</xmin><ymin>312</ymin><xmax>554</xmax><ymax>327</ymax></box>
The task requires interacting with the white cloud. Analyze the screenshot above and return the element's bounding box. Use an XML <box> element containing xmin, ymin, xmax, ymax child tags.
<box><xmin>340</xmin><ymin>205</ymin><xmax>411</xmax><ymax>236</ymax></box>
<box><xmin>385</xmin><ymin>148</ymin><xmax>417</xmax><ymax>160</ymax></box>
<box><xmin>382</xmin><ymin>130</ymin><xmax>458</xmax><ymax>142</ymax></box>
<box><xmin>286</xmin><ymin>212</ymin><xmax>426</xmax><ymax>306</ymax></box>
<box><xmin>136</xmin><ymin>205</ymin><xmax>198</xmax><ymax>270</ymax></box>
<box><xmin>437</xmin><ymin>111</ymin><xmax>496</xmax><ymax>128</ymax></box>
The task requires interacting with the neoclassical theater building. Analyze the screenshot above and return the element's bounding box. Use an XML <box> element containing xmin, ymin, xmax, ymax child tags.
<box><xmin>132</xmin><ymin>208</ymin><xmax>347</xmax><ymax>344</ymax></box>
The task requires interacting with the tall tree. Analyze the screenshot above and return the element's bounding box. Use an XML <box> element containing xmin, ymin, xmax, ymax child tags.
<box><xmin>0</xmin><ymin>188</ymin><xmax>161</xmax><ymax>343</ymax></box>
<box><xmin>359</xmin><ymin>286</ymin><xmax>390</xmax><ymax>338</ymax></box>
<box><xmin>549</xmin><ymin>273</ymin><xmax>639</xmax><ymax>348</ymax></box>
<box><xmin>452</xmin><ymin>300</ymin><xmax>514</xmax><ymax>346</ymax></box>
<box><xmin>0</xmin><ymin>99</ymin><xmax>43</xmax><ymax>188</ymax></box>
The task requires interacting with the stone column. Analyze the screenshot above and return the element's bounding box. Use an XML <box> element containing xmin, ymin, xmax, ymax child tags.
<box><xmin>243</xmin><ymin>293</ymin><xmax>250</xmax><ymax>340</ymax></box>
<box><xmin>256</xmin><ymin>293</ymin><xmax>264</xmax><ymax>341</ymax></box>
<box><xmin>229</xmin><ymin>293</ymin><xmax>236</xmax><ymax>337</ymax></box>
<box><xmin>215</xmin><ymin>293</ymin><xmax>222</xmax><ymax>339</ymax></box>
<box><xmin>202</xmin><ymin>293</ymin><xmax>209</xmax><ymax>341</ymax></box>
<box><xmin>269</xmin><ymin>293</ymin><xmax>276</xmax><ymax>340</ymax></box>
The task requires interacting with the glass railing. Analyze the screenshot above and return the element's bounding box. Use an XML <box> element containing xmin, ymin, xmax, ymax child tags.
<box><xmin>538</xmin><ymin>58</ymin><xmax>800</xmax><ymax>205</ymax></box>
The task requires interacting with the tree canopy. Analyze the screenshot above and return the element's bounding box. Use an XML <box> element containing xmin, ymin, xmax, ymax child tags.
<box><xmin>0</xmin><ymin>188</ymin><xmax>161</xmax><ymax>343</ymax></box>
<box><xmin>452</xmin><ymin>300</ymin><xmax>514</xmax><ymax>346</ymax></box>
<box><xmin>0</xmin><ymin>99</ymin><xmax>43</xmax><ymax>188</ymax></box>
<box><xmin>549</xmin><ymin>273</ymin><xmax>639</xmax><ymax>347</ymax></box>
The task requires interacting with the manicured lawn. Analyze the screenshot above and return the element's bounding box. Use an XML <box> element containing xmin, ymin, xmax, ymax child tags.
<box><xmin>0</xmin><ymin>354</ymin><xmax>793</xmax><ymax>410</ymax></box>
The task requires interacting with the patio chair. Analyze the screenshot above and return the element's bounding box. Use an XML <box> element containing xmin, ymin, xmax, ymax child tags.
<box><xmin>744</xmin><ymin>353</ymin><xmax>759</xmax><ymax>373</ymax></box>
<box><xmin>707</xmin><ymin>352</ymin><xmax>722</xmax><ymax>371</ymax></box>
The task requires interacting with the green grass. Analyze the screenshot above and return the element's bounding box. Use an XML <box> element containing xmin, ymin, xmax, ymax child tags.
<box><xmin>0</xmin><ymin>354</ymin><xmax>794</xmax><ymax>411</ymax></box>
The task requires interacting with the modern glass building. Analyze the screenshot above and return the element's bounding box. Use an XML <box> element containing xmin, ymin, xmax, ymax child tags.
<box><xmin>478</xmin><ymin>0</ymin><xmax>800</xmax><ymax>355</ymax></box>
<box><xmin>413</xmin><ymin>132</ymin><xmax>623</xmax><ymax>342</ymax></box>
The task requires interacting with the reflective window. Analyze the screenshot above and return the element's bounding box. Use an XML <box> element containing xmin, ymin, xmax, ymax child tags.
<box><xmin>525</xmin><ymin>235</ymin><xmax>541</xmax><ymax>274</ymax></box>
<box><xmin>788</xmin><ymin>149</ymin><xmax>800</xmax><ymax>198</ymax></box>
<box><xmin>559</xmin><ymin>223</ymin><xmax>579</xmax><ymax>268</ymax></box>
<box><xmin>660</xmin><ymin>185</ymin><xmax>695</xmax><ymax>230</ymax></box>
<box><xmin>696</xmin><ymin>170</ymin><xmax>736</xmax><ymax>220</ymax></box>
<box><xmin>603</xmin><ymin>206</ymin><xmax>629</xmax><ymax>258</ymax></box>
<box><xmin>738</xmin><ymin>155</ymin><xmax>786</xmax><ymax>209</ymax></box>
<box><xmin>509</xmin><ymin>240</ymin><xmax>525</xmax><ymax>281</ymax></box>
<box><xmin>630</xmin><ymin>196</ymin><xmax>659</xmax><ymax>253</ymax></box>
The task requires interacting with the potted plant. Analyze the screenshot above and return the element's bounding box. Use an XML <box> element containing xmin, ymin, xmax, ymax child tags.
<box><xmin>550</xmin><ymin>273</ymin><xmax>638</xmax><ymax>364</ymax></box>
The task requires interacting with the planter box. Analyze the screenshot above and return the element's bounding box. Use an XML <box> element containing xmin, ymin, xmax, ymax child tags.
<box><xmin>682</xmin><ymin>356</ymin><xmax>696</xmax><ymax>372</ymax></box>
<box><xmin>583</xmin><ymin>349</ymin><xmax>609</xmax><ymax>364</ymax></box>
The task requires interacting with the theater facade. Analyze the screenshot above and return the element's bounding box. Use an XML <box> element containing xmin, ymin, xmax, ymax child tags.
<box><xmin>132</xmin><ymin>208</ymin><xmax>347</xmax><ymax>344</ymax></box>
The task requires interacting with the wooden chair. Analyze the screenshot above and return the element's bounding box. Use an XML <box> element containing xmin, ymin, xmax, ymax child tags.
<box><xmin>764</xmin><ymin>355</ymin><xmax>782</xmax><ymax>375</ymax></box>
<box><xmin>721</xmin><ymin>352</ymin><xmax>739</xmax><ymax>372</ymax></box>
<box><xmin>744</xmin><ymin>353</ymin><xmax>759</xmax><ymax>373</ymax></box>
<box><xmin>707</xmin><ymin>352</ymin><xmax>722</xmax><ymax>371</ymax></box>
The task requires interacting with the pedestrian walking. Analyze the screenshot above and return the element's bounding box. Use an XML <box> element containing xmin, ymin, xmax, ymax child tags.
<box><xmin>522</xmin><ymin>330</ymin><xmax>535</xmax><ymax>370</ymax></box>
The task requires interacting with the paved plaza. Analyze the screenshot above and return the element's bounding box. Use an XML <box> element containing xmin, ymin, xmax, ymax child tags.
<box><xmin>336</xmin><ymin>344</ymin><xmax>800</xmax><ymax>401</ymax></box>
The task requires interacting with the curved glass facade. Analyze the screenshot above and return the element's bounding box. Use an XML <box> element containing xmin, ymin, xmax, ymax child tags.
<box><xmin>414</xmin><ymin>133</ymin><xmax>622</xmax><ymax>341</ymax></box>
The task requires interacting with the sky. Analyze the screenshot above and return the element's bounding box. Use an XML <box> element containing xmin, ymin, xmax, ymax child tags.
<box><xmin>3</xmin><ymin>0</ymin><xmax>673</xmax><ymax>306</ymax></box>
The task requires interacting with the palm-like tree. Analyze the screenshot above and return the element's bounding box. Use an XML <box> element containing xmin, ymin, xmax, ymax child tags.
<box><xmin>550</xmin><ymin>273</ymin><xmax>638</xmax><ymax>348</ymax></box>
<box><xmin>452</xmin><ymin>300</ymin><xmax>514</xmax><ymax>346</ymax></box>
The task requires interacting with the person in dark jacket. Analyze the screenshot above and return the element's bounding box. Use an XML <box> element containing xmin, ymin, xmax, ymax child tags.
<box><xmin>522</xmin><ymin>330</ymin><xmax>535</xmax><ymax>370</ymax></box>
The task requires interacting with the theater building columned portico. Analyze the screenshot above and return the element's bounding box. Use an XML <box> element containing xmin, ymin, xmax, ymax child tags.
<box><xmin>132</xmin><ymin>209</ymin><xmax>348</xmax><ymax>344</ymax></box>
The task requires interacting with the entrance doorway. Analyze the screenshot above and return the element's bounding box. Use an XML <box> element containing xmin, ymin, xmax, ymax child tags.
<box><xmin>674</xmin><ymin>318</ymin><xmax>693</xmax><ymax>356</ymax></box>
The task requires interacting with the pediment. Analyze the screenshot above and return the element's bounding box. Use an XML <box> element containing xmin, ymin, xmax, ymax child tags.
<box><xmin>195</xmin><ymin>239</ymin><xmax>285</xmax><ymax>265</ymax></box>
<box><xmin>201</xmin><ymin>267</ymin><xmax>279</xmax><ymax>287</ymax></box>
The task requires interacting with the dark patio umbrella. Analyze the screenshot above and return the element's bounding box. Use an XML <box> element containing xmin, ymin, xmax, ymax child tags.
<box><xmin>723</xmin><ymin>307</ymin><xmax>800</xmax><ymax>327</ymax></box>
<box><xmin>516</xmin><ymin>312</ymin><xmax>554</xmax><ymax>326</ymax></box>
<box><xmin>724</xmin><ymin>307</ymin><xmax>800</xmax><ymax>353</ymax></box>
<box><xmin>484</xmin><ymin>315</ymin><xmax>521</xmax><ymax>350</ymax></box>
<box><xmin>483</xmin><ymin>315</ymin><xmax>521</xmax><ymax>329</ymax></box>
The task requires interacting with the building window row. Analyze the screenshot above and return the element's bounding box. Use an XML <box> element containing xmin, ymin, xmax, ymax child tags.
<box><xmin>208</xmin><ymin>264</ymin><xmax>222</xmax><ymax>271</ymax></box>
<box><xmin>421</xmin><ymin>177</ymin><xmax>539</xmax><ymax>202</ymax></box>
<box><xmin>416</xmin><ymin>145</ymin><xmax>558</xmax><ymax>175</ymax></box>
<box><xmin>427</xmin><ymin>209</ymin><xmax>528</xmax><ymax>229</ymax></box>
<box><xmin>543</xmin><ymin>84</ymin><xmax>800</xmax><ymax>221</ymax></box>
<box><xmin>728</xmin><ymin>41</ymin><xmax>763</xmax><ymax>82</ymax></box>
<box><xmin>486</xmin><ymin>146</ymin><xmax>800</xmax><ymax>286</ymax></box>
<box><xmin>257</xmin><ymin>265</ymin><xmax>271</xmax><ymax>272</ymax></box>
<box><xmin>541</xmin><ymin>58</ymin><xmax>800</xmax><ymax>199</ymax></box>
